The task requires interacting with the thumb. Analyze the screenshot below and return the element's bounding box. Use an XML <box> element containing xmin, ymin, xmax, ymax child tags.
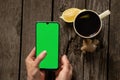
<box><xmin>34</xmin><ymin>50</ymin><xmax>47</xmax><ymax>67</ymax></box>
<box><xmin>61</xmin><ymin>55</ymin><xmax>70</xmax><ymax>68</ymax></box>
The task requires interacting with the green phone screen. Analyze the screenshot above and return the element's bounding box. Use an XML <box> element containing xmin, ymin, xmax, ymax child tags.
<box><xmin>36</xmin><ymin>22</ymin><xmax>59</xmax><ymax>69</ymax></box>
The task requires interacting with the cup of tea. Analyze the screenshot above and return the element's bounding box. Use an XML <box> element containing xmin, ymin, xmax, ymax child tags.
<box><xmin>73</xmin><ymin>10</ymin><xmax>110</xmax><ymax>38</ymax></box>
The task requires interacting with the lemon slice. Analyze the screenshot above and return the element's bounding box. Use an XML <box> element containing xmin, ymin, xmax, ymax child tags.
<box><xmin>60</xmin><ymin>8</ymin><xmax>81</xmax><ymax>23</ymax></box>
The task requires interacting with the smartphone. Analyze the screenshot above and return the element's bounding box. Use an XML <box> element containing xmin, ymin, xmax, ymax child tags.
<box><xmin>36</xmin><ymin>22</ymin><xmax>59</xmax><ymax>70</ymax></box>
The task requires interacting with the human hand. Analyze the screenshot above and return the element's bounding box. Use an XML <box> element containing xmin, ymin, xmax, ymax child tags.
<box><xmin>25</xmin><ymin>48</ymin><xmax>46</xmax><ymax>80</ymax></box>
<box><xmin>55</xmin><ymin>55</ymin><xmax>73</xmax><ymax>80</ymax></box>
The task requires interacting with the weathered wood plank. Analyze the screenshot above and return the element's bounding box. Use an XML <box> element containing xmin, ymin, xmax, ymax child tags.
<box><xmin>0</xmin><ymin>0</ymin><xmax>22</xmax><ymax>80</ymax></box>
<box><xmin>109</xmin><ymin>0</ymin><xmax>120</xmax><ymax>80</ymax></box>
<box><xmin>53</xmin><ymin>0</ymin><xmax>85</xmax><ymax>80</ymax></box>
<box><xmin>20</xmin><ymin>0</ymin><xmax>52</xmax><ymax>80</ymax></box>
<box><xmin>84</xmin><ymin>0</ymin><xmax>109</xmax><ymax>80</ymax></box>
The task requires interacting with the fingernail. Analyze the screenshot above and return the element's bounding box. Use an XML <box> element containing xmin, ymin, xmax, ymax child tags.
<box><xmin>63</xmin><ymin>54</ymin><xmax>67</xmax><ymax>58</ymax></box>
<box><xmin>42</xmin><ymin>50</ymin><xmax>47</xmax><ymax>54</ymax></box>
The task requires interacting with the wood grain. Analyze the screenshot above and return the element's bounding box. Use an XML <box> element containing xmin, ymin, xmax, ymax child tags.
<box><xmin>0</xmin><ymin>0</ymin><xmax>22</xmax><ymax>80</ymax></box>
<box><xmin>20</xmin><ymin>0</ymin><xmax>52</xmax><ymax>80</ymax></box>
<box><xmin>0</xmin><ymin>0</ymin><xmax>119</xmax><ymax>80</ymax></box>
<box><xmin>53</xmin><ymin>0</ymin><xmax>85</xmax><ymax>80</ymax></box>
<box><xmin>84</xmin><ymin>0</ymin><xmax>109</xmax><ymax>80</ymax></box>
<box><xmin>109</xmin><ymin>0</ymin><xmax>120</xmax><ymax>80</ymax></box>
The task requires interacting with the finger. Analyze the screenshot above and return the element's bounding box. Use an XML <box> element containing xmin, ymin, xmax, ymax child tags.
<box><xmin>61</xmin><ymin>55</ymin><xmax>70</xmax><ymax>70</ymax></box>
<box><xmin>34</xmin><ymin>50</ymin><xmax>47</xmax><ymax>66</ymax></box>
<box><xmin>27</xmin><ymin>47</ymin><xmax>35</xmax><ymax>58</ymax></box>
<box><xmin>61</xmin><ymin>55</ymin><xmax>69</xmax><ymax>66</ymax></box>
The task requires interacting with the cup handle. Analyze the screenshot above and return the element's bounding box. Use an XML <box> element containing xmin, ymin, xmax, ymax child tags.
<box><xmin>99</xmin><ymin>10</ymin><xmax>111</xmax><ymax>19</ymax></box>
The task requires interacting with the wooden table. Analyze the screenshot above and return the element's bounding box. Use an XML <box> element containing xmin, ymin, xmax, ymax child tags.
<box><xmin>0</xmin><ymin>0</ymin><xmax>120</xmax><ymax>80</ymax></box>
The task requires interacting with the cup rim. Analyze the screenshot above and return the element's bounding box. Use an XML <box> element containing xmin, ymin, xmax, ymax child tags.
<box><xmin>73</xmin><ymin>10</ymin><xmax>102</xmax><ymax>38</ymax></box>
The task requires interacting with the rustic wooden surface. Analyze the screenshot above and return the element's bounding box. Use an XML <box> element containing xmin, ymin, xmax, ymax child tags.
<box><xmin>109</xmin><ymin>0</ymin><xmax>120</xmax><ymax>80</ymax></box>
<box><xmin>0</xmin><ymin>0</ymin><xmax>21</xmax><ymax>80</ymax></box>
<box><xmin>0</xmin><ymin>0</ymin><xmax>120</xmax><ymax>80</ymax></box>
<box><xmin>20</xmin><ymin>0</ymin><xmax>52</xmax><ymax>80</ymax></box>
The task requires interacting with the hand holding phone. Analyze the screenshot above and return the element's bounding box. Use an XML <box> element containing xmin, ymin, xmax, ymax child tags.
<box><xmin>25</xmin><ymin>48</ymin><xmax>72</xmax><ymax>80</ymax></box>
<box><xmin>25</xmin><ymin>48</ymin><xmax>46</xmax><ymax>80</ymax></box>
